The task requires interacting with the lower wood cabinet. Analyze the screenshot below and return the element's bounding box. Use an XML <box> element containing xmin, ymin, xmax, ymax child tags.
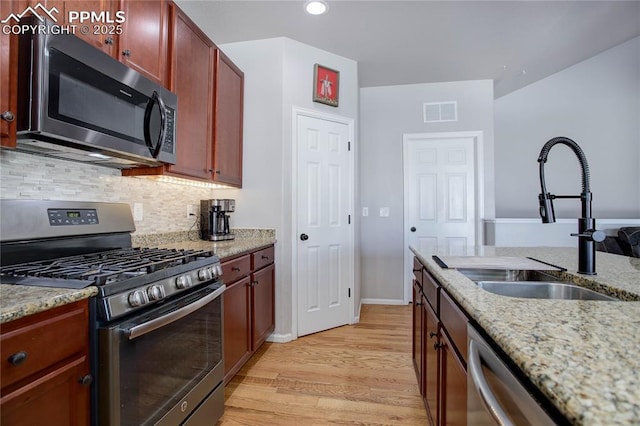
<box><xmin>0</xmin><ymin>299</ymin><xmax>91</xmax><ymax>426</ymax></box>
<box><xmin>222</xmin><ymin>245</ymin><xmax>275</xmax><ymax>384</ymax></box>
<box><xmin>412</xmin><ymin>257</ymin><xmax>468</xmax><ymax>426</ymax></box>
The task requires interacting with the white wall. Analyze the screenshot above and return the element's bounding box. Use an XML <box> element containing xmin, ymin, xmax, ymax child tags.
<box><xmin>359</xmin><ymin>80</ymin><xmax>495</xmax><ymax>301</ymax></box>
<box><xmin>495</xmin><ymin>37</ymin><xmax>640</xmax><ymax>220</ymax></box>
<box><xmin>210</xmin><ymin>37</ymin><xmax>359</xmax><ymax>340</ymax></box>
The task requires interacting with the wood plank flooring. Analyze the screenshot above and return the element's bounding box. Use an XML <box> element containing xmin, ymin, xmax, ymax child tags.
<box><xmin>218</xmin><ymin>304</ymin><xmax>428</xmax><ymax>425</ymax></box>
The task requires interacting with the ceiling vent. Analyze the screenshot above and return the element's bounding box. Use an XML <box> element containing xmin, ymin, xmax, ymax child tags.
<box><xmin>423</xmin><ymin>101</ymin><xmax>457</xmax><ymax>123</ymax></box>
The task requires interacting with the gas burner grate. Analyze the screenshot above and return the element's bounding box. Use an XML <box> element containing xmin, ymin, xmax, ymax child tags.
<box><xmin>0</xmin><ymin>247</ymin><xmax>215</xmax><ymax>286</ymax></box>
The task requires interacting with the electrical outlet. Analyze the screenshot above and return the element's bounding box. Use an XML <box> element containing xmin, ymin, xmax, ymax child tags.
<box><xmin>187</xmin><ymin>204</ymin><xmax>197</xmax><ymax>218</ymax></box>
<box><xmin>133</xmin><ymin>203</ymin><xmax>143</xmax><ymax>221</ymax></box>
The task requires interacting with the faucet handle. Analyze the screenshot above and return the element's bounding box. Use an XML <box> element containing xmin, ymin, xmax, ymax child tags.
<box><xmin>571</xmin><ymin>229</ymin><xmax>606</xmax><ymax>242</ymax></box>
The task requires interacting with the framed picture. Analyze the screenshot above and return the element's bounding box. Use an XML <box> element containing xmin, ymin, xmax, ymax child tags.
<box><xmin>313</xmin><ymin>64</ymin><xmax>339</xmax><ymax>107</ymax></box>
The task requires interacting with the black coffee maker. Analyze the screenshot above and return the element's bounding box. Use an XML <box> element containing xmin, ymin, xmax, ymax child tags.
<box><xmin>200</xmin><ymin>199</ymin><xmax>235</xmax><ymax>241</ymax></box>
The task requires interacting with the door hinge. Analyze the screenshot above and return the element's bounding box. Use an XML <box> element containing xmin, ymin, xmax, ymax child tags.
<box><xmin>348</xmin><ymin>288</ymin><xmax>351</xmax><ymax>298</ymax></box>
<box><xmin>348</xmin><ymin>141</ymin><xmax>351</xmax><ymax>151</ymax></box>
<box><xmin>348</xmin><ymin>214</ymin><xmax>351</xmax><ymax>224</ymax></box>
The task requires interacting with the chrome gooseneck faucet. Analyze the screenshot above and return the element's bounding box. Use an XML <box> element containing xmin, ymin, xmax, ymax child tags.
<box><xmin>537</xmin><ymin>137</ymin><xmax>605</xmax><ymax>275</ymax></box>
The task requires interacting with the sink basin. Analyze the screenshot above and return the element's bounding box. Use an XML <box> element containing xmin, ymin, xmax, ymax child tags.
<box><xmin>476</xmin><ymin>281</ymin><xmax>618</xmax><ymax>301</ymax></box>
<box><xmin>457</xmin><ymin>268</ymin><xmax>559</xmax><ymax>282</ymax></box>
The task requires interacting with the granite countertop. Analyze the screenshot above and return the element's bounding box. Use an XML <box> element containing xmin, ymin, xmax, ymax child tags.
<box><xmin>0</xmin><ymin>285</ymin><xmax>98</xmax><ymax>324</ymax></box>
<box><xmin>410</xmin><ymin>246</ymin><xmax>640</xmax><ymax>425</ymax></box>
<box><xmin>1</xmin><ymin>229</ymin><xmax>276</xmax><ymax>324</ymax></box>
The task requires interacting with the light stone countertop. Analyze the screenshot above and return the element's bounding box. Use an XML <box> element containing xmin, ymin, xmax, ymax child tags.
<box><xmin>410</xmin><ymin>246</ymin><xmax>640</xmax><ymax>425</ymax></box>
<box><xmin>0</xmin><ymin>229</ymin><xmax>276</xmax><ymax>324</ymax></box>
<box><xmin>0</xmin><ymin>285</ymin><xmax>98</xmax><ymax>324</ymax></box>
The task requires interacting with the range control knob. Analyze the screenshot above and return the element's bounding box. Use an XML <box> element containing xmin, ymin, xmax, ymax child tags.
<box><xmin>128</xmin><ymin>290</ymin><xmax>149</xmax><ymax>307</ymax></box>
<box><xmin>147</xmin><ymin>285</ymin><xmax>165</xmax><ymax>301</ymax></box>
<box><xmin>175</xmin><ymin>275</ymin><xmax>192</xmax><ymax>289</ymax></box>
<box><xmin>198</xmin><ymin>268</ymin><xmax>212</xmax><ymax>281</ymax></box>
<box><xmin>215</xmin><ymin>264</ymin><xmax>223</xmax><ymax>277</ymax></box>
<box><xmin>209</xmin><ymin>266</ymin><xmax>219</xmax><ymax>279</ymax></box>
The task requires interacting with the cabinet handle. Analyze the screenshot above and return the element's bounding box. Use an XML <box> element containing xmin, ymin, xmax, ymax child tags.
<box><xmin>412</xmin><ymin>268</ymin><xmax>421</xmax><ymax>272</ymax></box>
<box><xmin>1</xmin><ymin>111</ymin><xmax>15</xmax><ymax>122</ymax></box>
<box><xmin>215</xmin><ymin>170</ymin><xmax>221</xmax><ymax>175</ymax></box>
<box><xmin>8</xmin><ymin>351</ymin><xmax>27</xmax><ymax>366</ymax></box>
<box><xmin>104</xmin><ymin>37</ymin><xmax>114</xmax><ymax>45</ymax></box>
<box><xmin>78</xmin><ymin>374</ymin><xmax>93</xmax><ymax>387</ymax></box>
<box><xmin>433</xmin><ymin>342</ymin><xmax>444</xmax><ymax>350</ymax></box>
<box><xmin>231</xmin><ymin>266</ymin><xmax>241</xmax><ymax>272</ymax></box>
<box><xmin>261</xmin><ymin>255</ymin><xmax>269</xmax><ymax>260</ymax></box>
<box><xmin>122</xmin><ymin>49</ymin><xmax>131</xmax><ymax>57</ymax></box>
<box><xmin>429</xmin><ymin>331</ymin><xmax>437</xmax><ymax>339</ymax></box>
<box><xmin>415</xmin><ymin>301</ymin><xmax>422</xmax><ymax>306</ymax></box>
<box><xmin>251</xmin><ymin>281</ymin><xmax>258</xmax><ymax>287</ymax></box>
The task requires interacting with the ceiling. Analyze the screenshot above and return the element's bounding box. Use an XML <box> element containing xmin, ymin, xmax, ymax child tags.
<box><xmin>176</xmin><ymin>1</ymin><xmax>640</xmax><ymax>98</ymax></box>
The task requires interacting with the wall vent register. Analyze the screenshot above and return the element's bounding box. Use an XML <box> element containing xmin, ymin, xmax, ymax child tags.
<box><xmin>423</xmin><ymin>101</ymin><xmax>458</xmax><ymax>123</ymax></box>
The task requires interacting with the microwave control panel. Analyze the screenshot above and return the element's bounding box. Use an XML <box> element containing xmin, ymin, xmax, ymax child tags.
<box><xmin>48</xmin><ymin>209</ymin><xmax>99</xmax><ymax>226</ymax></box>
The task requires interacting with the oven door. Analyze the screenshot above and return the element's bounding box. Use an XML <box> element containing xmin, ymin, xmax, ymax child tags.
<box><xmin>98</xmin><ymin>283</ymin><xmax>225</xmax><ymax>426</ymax></box>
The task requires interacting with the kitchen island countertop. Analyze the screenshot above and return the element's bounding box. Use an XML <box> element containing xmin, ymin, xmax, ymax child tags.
<box><xmin>411</xmin><ymin>246</ymin><xmax>640</xmax><ymax>425</ymax></box>
<box><xmin>1</xmin><ymin>230</ymin><xmax>276</xmax><ymax>324</ymax></box>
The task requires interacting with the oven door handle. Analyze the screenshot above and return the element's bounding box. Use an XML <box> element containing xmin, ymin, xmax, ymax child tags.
<box><xmin>126</xmin><ymin>284</ymin><xmax>225</xmax><ymax>340</ymax></box>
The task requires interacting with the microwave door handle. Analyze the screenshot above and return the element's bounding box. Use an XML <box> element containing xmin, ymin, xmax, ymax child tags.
<box><xmin>143</xmin><ymin>90</ymin><xmax>167</xmax><ymax>159</ymax></box>
<box><xmin>468</xmin><ymin>340</ymin><xmax>515</xmax><ymax>426</ymax></box>
<box><xmin>125</xmin><ymin>284</ymin><xmax>225</xmax><ymax>340</ymax></box>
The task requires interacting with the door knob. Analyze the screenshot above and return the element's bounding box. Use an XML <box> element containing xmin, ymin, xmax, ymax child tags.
<box><xmin>410</xmin><ymin>227</ymin><xmax>416</xmax><ymax>232</ymax></box>
<box><xmin>300</xmin><ymin>233</ymin><xmax>309</xmax><ymax>241</ymax></box>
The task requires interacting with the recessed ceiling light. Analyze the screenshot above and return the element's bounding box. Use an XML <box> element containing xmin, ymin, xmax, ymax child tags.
<box><xmin>305</xmin><ymin>0</ymin><xmax>328</xmax><ymax>15</ymax></box>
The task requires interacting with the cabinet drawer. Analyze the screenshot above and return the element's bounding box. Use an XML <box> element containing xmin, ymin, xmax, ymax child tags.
<box><xmin>413</xmin><ymin>257</ymin><xmax>423</xmax><ymax>289</ymax></box>
<box><xmin>251</xmin><ymin>246</ymin><xmax>274</xmax><ymax>271</ymax></box>
<box><xmin>440</xmin><ymin>289</ymin><xmax>469</xmax><ymax>367</ymax></box>
<box><xmin>423</xmin><ymin>270</ymin><xmax>439</xmax><ymax>313</ymax></box>
<box><xmin>222</xmin><ymin>254</ymin><xmax>251</xmax><ymax>284</ymax></box>
<box><xmin>1</xmin><ymin>301</ymin><xmax>88</xmax><ymax>390</ymax></box>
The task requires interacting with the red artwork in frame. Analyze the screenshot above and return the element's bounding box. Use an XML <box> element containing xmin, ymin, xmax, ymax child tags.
<box><xmin>313</xmin><ymin>64</ymin><xmax>339</xmax><ymax>107</ymax></box>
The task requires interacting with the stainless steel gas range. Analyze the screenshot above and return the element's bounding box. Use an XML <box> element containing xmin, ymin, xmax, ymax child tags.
<box><xmin>0</xmin><ymin>200</ymin><xmax>226</xmax><ymax>426</ymax></box>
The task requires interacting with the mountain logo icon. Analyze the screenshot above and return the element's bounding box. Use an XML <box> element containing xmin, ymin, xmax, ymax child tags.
<box><xmin>1</xmin><ymin>3</ymin><xmax>59</xmax><ymax>24</ymax></box>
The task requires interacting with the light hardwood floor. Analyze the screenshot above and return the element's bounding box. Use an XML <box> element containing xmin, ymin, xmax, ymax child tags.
<box><xmin>218</xmin><ymin>304</ymin><xmax>428</xmax><ymax>425</ymax></box>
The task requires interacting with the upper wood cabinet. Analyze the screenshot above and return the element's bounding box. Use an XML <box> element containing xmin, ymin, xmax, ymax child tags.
<box><xmin>213</xmin><ymin>50</ymin><xmax>244</xmax><ymax>187</ymax></box>
<box><xmin>0</xmin><ymin>0</ymin><xmax>18</xmax><ymax>148</ymax></box>
<box><xmin>117</xmin><ymin>0</ymin><xmax>169</xmax><ymax>86</ymax></box>
<box><xmin>124</xmin><ymin>3</ymin><xmax>245</xmax><ymax>187</ymax></box>
<box><xmin>163</xmin><ymin>3</ymin><xmax>214</xmax><ymax>180</ymax></box>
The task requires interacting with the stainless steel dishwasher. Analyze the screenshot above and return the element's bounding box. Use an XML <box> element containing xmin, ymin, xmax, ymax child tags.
<box><xmin>467</xmin><ymin>325</ymin><xmax>558</xmax><ymax>426</ymax></box>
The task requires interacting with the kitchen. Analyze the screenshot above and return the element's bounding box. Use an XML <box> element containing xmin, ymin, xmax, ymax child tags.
<box><xmin>1</xmin><ymin>0</ymin><xmax>639</xmax><ymax>425</ymax></box>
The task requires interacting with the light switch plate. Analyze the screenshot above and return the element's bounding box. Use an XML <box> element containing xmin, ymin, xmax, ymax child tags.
<box><xmin>380</xmin><ymin>207</ymin><xmax>390</xmax><ymax>217</ymax></box>
<box><xmin>133</xmin><ymin>203</ymin><xmax>143</xmax><ymax>221</ymax></box>
<box><xmin>362</xmin><ymin>207</ymin><xmax>369</xmax><ymax>217</ymax></box>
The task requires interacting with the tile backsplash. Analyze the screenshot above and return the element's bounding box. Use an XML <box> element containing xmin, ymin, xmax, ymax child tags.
<box><xmin>0</xmin><ymin>150</ymin><xmax>218</xmax><ymax>235</ymax></box>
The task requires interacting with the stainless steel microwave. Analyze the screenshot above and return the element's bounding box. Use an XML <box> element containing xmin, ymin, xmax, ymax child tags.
<box><xmin>15</xmin><ymin>17</ymin><xmax>177</xmax><ymax>168</ymax></box>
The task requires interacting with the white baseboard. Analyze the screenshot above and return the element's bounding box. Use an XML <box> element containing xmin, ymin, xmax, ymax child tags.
<box><xmin>361</xmin><ymin>298</ymin><xmax>407</xmax><ymax>305</ymax></box>
<box><xmin>266</xmin><ymin>333</ymin><xmax>294</xmax><ymax>343</ymax></box>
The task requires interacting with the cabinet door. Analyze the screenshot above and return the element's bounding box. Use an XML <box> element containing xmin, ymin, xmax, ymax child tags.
<box><xmin>0</xmin><ymin>0</ymin><xmax>17</xmax><ymax>148</ymax></box>
<box><xmin>166</xmin><ymin>4</ymin><xmax>214</xmax><ymax>180</ymax></box>
<box><xmin>1</xmin><ymin>355</ymin><xmax>90</xmax><ymax>426</ymax></box>
<box><xmin>212</xmin><ymin>49</ymin><xmax>244</xmax><ymax>187</ymax></box>
<box><xmin>223</xmin><ymin>276</ymin><xmax>252</xmax><ymax>384</ymax></box>
<box><xmin>440</xmin><ymin>331</ymin><xmax>467</xmax><ymax>426</ymax></box>
<box><xmin>423</xmin><ymin>298</ymin><xmax>439</xmax><ymax>426</ymax></box>
<box><xmin>55</xmin><ymin>1</ymin><xmax>117</xmax><ymax>55</ymax></box>
<box><xmin>412</xmin><ymin>281</ymin><xmax>423</xmax><ymax>391</ymax></box>
<box><xmin>251</xmin><ymin>264</ymin><xmax>275</xmax><ymax>350</ymax></box>
<box><xmin>117</xmin><ymin>0</ymin><xmax>168</xmax><ymax>86</ymax></box>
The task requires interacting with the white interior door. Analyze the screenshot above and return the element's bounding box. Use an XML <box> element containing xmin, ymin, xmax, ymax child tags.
<box><xmin>296</xmin><ymin>113</ymin><xmax>353</xmax><ymax>337</ymax></box>
<box><xmin>404</xmin><ymin>133</ymin><xmax>479</xmax><ymax>300</ymax></box>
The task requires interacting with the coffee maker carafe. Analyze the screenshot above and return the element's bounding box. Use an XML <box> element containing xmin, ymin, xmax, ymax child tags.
<box><xmin>201</xmin><ymin>199</ymin><xmax>235</xmax><ymax>241</ymax></box>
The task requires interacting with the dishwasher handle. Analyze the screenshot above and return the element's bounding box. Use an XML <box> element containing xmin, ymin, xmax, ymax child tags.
<box><xmin>469</xmin><ymin>340</ymin><xmax>515</xmax><ymax>426</ymax></box>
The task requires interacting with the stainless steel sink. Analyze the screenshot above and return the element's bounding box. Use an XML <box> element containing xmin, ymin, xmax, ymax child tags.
<box><xmin>476</xmin><ymin>281</ymin><xmax>618</xmax><ymax>301</ymax></box>
<box><xmin>457</xmin><ymin>268</ymin><xmax>559</xmax><ymax>282</ymax></box>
